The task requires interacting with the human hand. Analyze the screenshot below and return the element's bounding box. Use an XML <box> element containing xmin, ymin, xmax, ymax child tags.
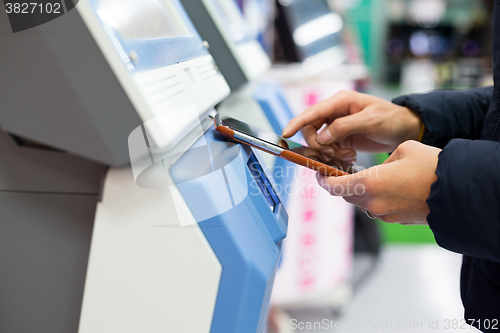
<box><xmin>316</xmin><ymin>141</ymin><xmax>440</xmax><ymax>225</ymax></box>
<box><xmin>282</xmin><ymin>90</ymin><xmax>423</xmax><ymax>160</ymax></box>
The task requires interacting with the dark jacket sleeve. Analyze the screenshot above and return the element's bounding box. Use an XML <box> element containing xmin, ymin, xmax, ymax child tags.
<box><xmin>426</xmin><ymin>139</ymin><xmax>500</xmax><ymax>264</ymax></box>
<box><xmin>393</xmin><ymin>86</ymin><xmax>494</xmax><ymax>148</ymax></box>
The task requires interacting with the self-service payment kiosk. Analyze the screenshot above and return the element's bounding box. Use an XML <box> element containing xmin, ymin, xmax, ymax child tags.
<box><xmin>180</xmin><ymin>0</ymin><xmax>296</xmax><ymax>171</ymax></box>
<box><xmin>0</xmin><ymin>1</ymin><xmax>287</xmax><ymax>332</ymax></box>
<box><xmin>180</xmin><ymin>0</ymin><xmax>271</xmax><ymax>92</ymax></box>
<box><xmin>180</xmin><ymin>0</ymin><xmax>355</xmax><ymax>312</ymax></box>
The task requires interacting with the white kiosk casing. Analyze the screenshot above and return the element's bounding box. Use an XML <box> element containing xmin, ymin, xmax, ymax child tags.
<box><xmin>0</xmin><ymin>1</ymin><xmax>288</xmax><ymax>333</ymax></box>
<box><xmin>77</xmin><ymin>0</ymin><xmax>230</xmax><ymax>152</ymax></box>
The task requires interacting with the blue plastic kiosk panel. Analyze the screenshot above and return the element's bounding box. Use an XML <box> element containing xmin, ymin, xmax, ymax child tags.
<box><xmin>253</xmin><ymin>82</ymin><xmax>298</xmax><ymax>135</ymax></box>
<box><xmin>253</xmin><ymin>82</ymin><xmax>303</xmax><ymax>208</ymax></box>
<box><xmin>170</xmin><ymin>128</ymin><xmax>288</xmax><ymax>333</ymax></box>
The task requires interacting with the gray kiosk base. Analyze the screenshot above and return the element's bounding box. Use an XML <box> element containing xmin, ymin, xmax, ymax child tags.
<box><xmin>0</xmin><ymin>129</ymin><xmax>107</xmax><ymax>333</ymax></box>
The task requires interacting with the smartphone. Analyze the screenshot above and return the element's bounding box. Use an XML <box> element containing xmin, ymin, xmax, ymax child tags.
<box><xmin>213</xmin><ymin>114</ymin><xmax>356</xmax><ymax>176</ymax></box>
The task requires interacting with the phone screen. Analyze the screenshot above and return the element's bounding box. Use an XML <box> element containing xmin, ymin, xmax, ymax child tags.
<box><xmin>219</xmin><ymin>115</ymin><xmax>356</xmax><ymax>174</ymax></box>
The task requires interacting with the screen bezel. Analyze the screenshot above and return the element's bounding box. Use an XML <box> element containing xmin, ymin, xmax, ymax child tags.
<box><xmin>88</xmin><ymin>0</ymin><xmax>209</xmax><ymax>72</ymax></box>
<box><xmin>205</xmin><ymin>0</ymin><xmax>254</xmax><ymax>45</ymax></box>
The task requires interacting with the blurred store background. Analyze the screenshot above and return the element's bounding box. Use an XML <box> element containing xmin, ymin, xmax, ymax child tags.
<box><xmin>226</xmin><ymin>0</ymin><xmax>491</xmax><ymax>332</ymax></box>
<box><xmin>234</xmin><ymin>0</ymin><xmax>494</xmax><ymax>243</ymax></box>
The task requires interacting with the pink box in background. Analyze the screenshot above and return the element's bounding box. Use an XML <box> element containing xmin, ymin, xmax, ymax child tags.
<box><xmin>271</xmin><ymin>79</ymin><xmax>356</xmax><ymax>309</ymax></box>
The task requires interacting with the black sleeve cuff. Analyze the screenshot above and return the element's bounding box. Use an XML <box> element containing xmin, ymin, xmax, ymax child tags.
<box><xmin>393</xmin><ymin>87</ymin><xmax>493</xmax><ymax>148</ymax></box>
<box><xmin>426</xmin><ymin>139</ymin><xmax>500</xmax><ymax>264</ymax></box>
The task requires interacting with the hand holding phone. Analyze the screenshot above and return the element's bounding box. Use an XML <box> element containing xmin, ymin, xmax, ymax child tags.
<box><xmin>214</xmin><ymin>114</ymin><xmax>357</xmax><ymax>176</ymax></box>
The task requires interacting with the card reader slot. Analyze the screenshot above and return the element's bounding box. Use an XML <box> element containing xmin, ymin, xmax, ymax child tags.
<box><xmin>247</xmin><ymin>154</ymin><xmax>279</xmax><ymax>213</ymax></box>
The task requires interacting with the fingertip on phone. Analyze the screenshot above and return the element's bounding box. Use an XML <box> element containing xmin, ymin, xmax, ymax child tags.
<box><xmin>282</xmin><ymin>124</ymin><xmax>295</xmax><ymax>138</ymax></box>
